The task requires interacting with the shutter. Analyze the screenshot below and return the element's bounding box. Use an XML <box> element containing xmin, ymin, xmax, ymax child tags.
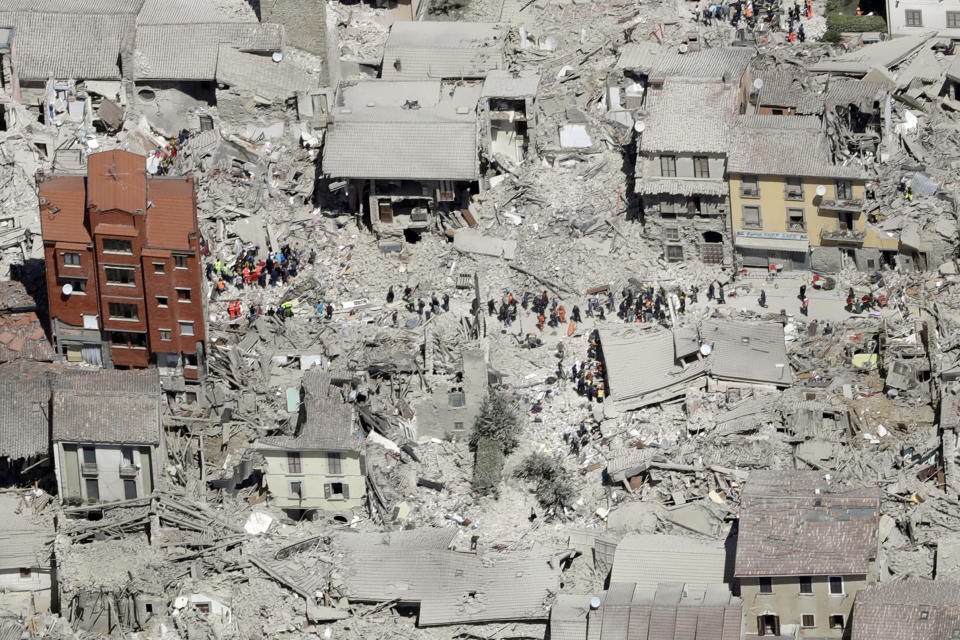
<box><xmin>342</xmin><ymin>483</ymin><xmax>350</xmax><ymax>499</ymax></box>
<box><xmin>323</xmin><ymin>483</ymin><xmax>332</xmax><ymax>499</ymax></box>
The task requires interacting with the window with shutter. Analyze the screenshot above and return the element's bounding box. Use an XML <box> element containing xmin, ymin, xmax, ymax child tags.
<box><xmin>323</xmin><ymin>483</ymin><xmax>332</xmax><ymax>499</ymax></box>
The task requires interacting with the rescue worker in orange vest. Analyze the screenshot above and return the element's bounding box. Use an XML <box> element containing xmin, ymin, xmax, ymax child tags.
<box><xmin>558</xmin><ymin>305</ymin><xmax>566</xmax><ymax>323</ymax></box>
<box><xmin>537</xmin><ymin>313</ymin><xmax>545</xmax><ymax>331</ymax></box>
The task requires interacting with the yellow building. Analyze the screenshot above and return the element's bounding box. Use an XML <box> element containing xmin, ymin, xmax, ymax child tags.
<box><xmin>728</xmin><ymin>116</ymin><xmax>898</xmax><ymax>271</ymax></box>
<box><xmin>256</xmin><ymin>370</ymin><xmax>365</xmax><ymax>513</ymax></box>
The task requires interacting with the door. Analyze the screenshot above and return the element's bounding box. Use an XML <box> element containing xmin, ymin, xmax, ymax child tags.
<box><xmin>839</xmin><ymin>212</ymin><xmax>854</xmax><ymax>230</ymax></box>
<box><xmin>758</xmin><ymin>614</ymin><xmax>780</xmax><ymax>636</ymax></box>
<box><xmin>123</xmin><ymin>479</ymin><xmax>137</xmax><ymax>500</ymax></box>
<box><xmin>378</xmin><ymin>201</ymin><xmax>393</xmax><ymax>223</ymax></box>
<box><xmin>82</xmin><ymin>344</ymin><xmax>102</xmax><ymax>367</ymax></box>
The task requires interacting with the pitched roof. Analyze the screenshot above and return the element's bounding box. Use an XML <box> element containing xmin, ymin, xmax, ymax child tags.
<box><xmin>38</xmin><ymin>175</ymin><xmax>90</xmax><ymax>244</ymax></box>
<box><xmin>0</xmin><ymin>362</ymin><xmax>51</xmax><ymax>460</ymax></box>
<box><xmin>735</xmin><ymin>114</ymin><xmax>822</xmax><ymax>130</ymax></box>
<box><xmin>616</xmin><ymin>41</ymin><xmax>662</xmax><ymax>72</ymax></box>
<box><xmin>610</xmin><ymin>534</ymin><xmax>729</xmax><ymax>590</ymax></box>
<box><xmin>258</xmin><ymin>370</ymin><xmax>361</xmax><ymax>451</ymax></box>
<box><xmin>853</xmin><ymin>579</ymin><xmax>960</xmax><ymax>640</ymax></box>
<box><xmin>52</xmin><ymin>390</ymin><xmax>160</xmax><ymax>444</ymax></box>
<box><xmin>0</xmin><ymin>281</ymin><xmax>55</xmax><ymax>364</ymax></box>
<box><xmin>701</xmin><ymin>320</ymin><xmax>793</xmax><ymax>387</ymax></box>
<box><xmin>323</xmin><ymin>79</ymin><xmax>481</xmax><ymax>181</ymax></box>
<box><xmin>552</xmin><ymin>583</ymin><xmax>743</xmax><ymax>640</ymax></box>
<box><xmin>727</xmin><ymin>119</ymin><xmax>865</xmax><ymax>179</ymax></box>
<box><xmin>806</xmin><ymin>32</ymin><xmax>935</xmax><ymax>74</ymax></box>
<box><xmin>734</xmin><ymin>470</ymin><xmax>880</xmax><ymax>577</ymax></box>
<box><xmin>0</xmin><ymin>494</ymin><xmax>52</xmax><ymax>569</ymax></box>
<box><xmin>648</xmin><ymin>47</ymin><xmax>754</xmax><ymax>82</ymax></box>
<box><xmin>381</xmin><ymin>22</ymin><xmax>506</xmax><ymax>79</ymax></box>
<box><xmin>145</xmin><ymin>176</ymin><xmax>197</xmax><ymax>250</ymax></box>
<box><xmin>133</xmin><ymin>21</ymin><xmax>283</xmax><ymax>81</ymax></box>
<box><xmin>340</xmin><ymin>548</ymin><xmax>561</xmax><ymax>625</ymax></box>
<box><xmin>639</xmin><ymin>80</ymin><xmax>739</xmax><ymax>154</ymax></box>
<box><xmin>215</xmin><ymin>45</ymin><xmax>322</xmax><ymax>100</ymax></box>
<box><xmin>0</xmin><ymin>10</ymin><xmax>137</xmax><ymax>81</ymax></box>
<box><xmin>823</xmin><ymin>79</ymin><xmax>888</xmax><ymax>108</ymax></box>
<box><xmin>636</xmin><ymin>177</ymin><xmax>729</xmax><ymax>197</ymax></box>
<box><xmin>481</xmin><ymin>70</ymin><xmax>540</xmax><ymax>98</ymax></box>
<box><xmin>87</xmin><ymin>150</ymin><xmax>147</xmax><ymax>214</ymax></box>
<box><xmin>324</xmin><ymin>121</ymin><xmax>478</xmax><ymax>180</ymax></box>
<box><xmin>334</xmin><ymin>528</ymin><xmax>457</xmax><ymax>552</ymax></box>
<box><xmin>598</xmin><ymin>326</ymin><xmax>709</xmax><ymax>411</ymax></box>
<box><xmin>54</xmin><ymin>368</ymin><xmax>160</xmax><ymax>394</ymax></box>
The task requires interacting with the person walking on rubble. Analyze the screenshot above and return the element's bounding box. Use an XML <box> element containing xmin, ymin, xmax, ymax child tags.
<box><xmin>798</xmin><ymin>24</ymin><xmax>805</xmax><ymax>41</ymax></box>
<box><xmin>442</xmin><ymin>294</ymin><xmax>450</xmax><ymax>312</ymax></box>
<box><xmin>572</xmin><ymin>305</ymin><xmax>581</xmax><ymax>323</ymax></box>
<box><xmin>707</xmin><ymin>282</ymin><xmax>715</xmax><ymax>301</ymax></box>
<box><xmin>386</xmin><ymin>286</ymin><xmax>395</xmax><ymax>304</ymax></box>
<box><xmin>717</xmin><ymin>284</ymin><xmax>725</xmax><ymax>304</ymax></box>
<box><xmin>759</xmin><ymin>289</ymin><xmax>767</xmax><ymax>308</ymax></box>
<box><xmin>798</xmin><ymin>284</ymin><xmax>806</xmax><ymax>300</ymax></box>
<box><xmin>801</xmin><ymin>296</ymin><xmax>809</xmax><ymax>316</ymax></box>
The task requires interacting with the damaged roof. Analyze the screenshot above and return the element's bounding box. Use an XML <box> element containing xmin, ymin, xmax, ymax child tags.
<box><xmin>323</xmin><ymin>80</ymin><xmax>481</xmax><ymax>181</ymax></box>
<box><xmin>610</xmin><ymin>534</ymin><xmax>729</xmax><ymax>590</ymax></box>
<box><xmin>648</xmin><ymin>47</ymin><xmax>754</xmax><ymax>82</ymax></box>
<box><xmin>0</xmin><ymin>281</ymin><xmax>55</xmax><ymax>364</ymax></box>
<box><xmin>728</xmin><ymin>117</ymin><xmax>865</xmax><ymax>179</ymax></box>
<box><xmin>599</xmin><ymin>325</ymin><xmax>709</xmax><ymax>411</ymax></box>
<box><xmin>216</xmin><ymin>45</ymin><xmax>323</xmax><ymax>100</ymax></box>
<box><xmin>0</xmin><ymin>494</ymin><xmax>52</xmax><ymax>570</ymax></box>
<box><xmin>0</xmin><ymin>362</ymin><xmax>52</xmax><ymax>461</ymax></box>
<box><xmin>735</xmin><ymin>470</ymin><xmax>881</xmax><ymax>577</ymax></box>
<box><xmin>552</xmin><ymin>582</ymin><xmax>742</xmax><ymax>640</ymax></box>
<box><xmin>701</xmin><ymin>320</ymin><xmax>793</xmax><ymax>387</ymax></box>
<box><xmin>258</xmin><ymin>369</ymin><xmax>361</xmax><ymax>452</ymax></box>
<box><xmin>340</xmin><ymin>547</ymin><xmax>562</xmax><ymax>626</ymax></box>
<box><xmin>853</xmin><ymin>579</ymin><xmax>960</xmax><ymax>640</ymax></box>
<box><xmin>640</xmin><ymin>80</ymin><xmax>739</xmax><ymax>154</ymax></box>
<box><xmin>756</xmin><ymin>71</ymin><xmax>822</xmax><ymax>114</ymax></box>
<box><xmin>381</xmin><ymin>22</ymin><xmax>506</xmax><ymax>79</ymax></box>
<box><xmin>52</xmin><ymin>369</ymin><xmax>160</xmax><ymax>445</ymax></box>
<box><xmin>482</xmin><ymin>69</ymin><xmax>540</xmax><ymax>98</ymax></box>
<box><xmin>807</xmin><ymin>31</ymin><xmax>935</xmax><ymax>75</ymax></box>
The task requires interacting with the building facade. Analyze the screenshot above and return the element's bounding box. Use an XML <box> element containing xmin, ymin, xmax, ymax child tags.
<box><xmin>51</xmin><ymin>370</ymin><xmax>161</xmax><ymax>505</ymax></box>
<box><xmin>38</xmin><ymin>150</ymin><xmax>206</xmax><ymax>381</ymax></box>
<box><xmin>727</xmin><ymin>117</ymin><xmax>897</xmax><ymax>271</ymax></box>
<box><xmin>735</xmin><ymin>471</ymin><xmax>881</xmax><ymax>639</ymax></box>
<box><xmin>257</xmin><ymin>370</ymin><xmax>365</xmax><ymax>512</ymax></box>
<box><xmin>637</xmin><ymin>80</ymin><xmax>741</xmax><ymax>266</ymax></box>
<box><xmin>885</xmin><ymin>0</ymin><xmax>960</xmax><ymax>38</ymax></box>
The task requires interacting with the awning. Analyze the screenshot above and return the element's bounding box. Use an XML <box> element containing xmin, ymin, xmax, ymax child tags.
<box><xmin>735</xmin><ymin>236</ymin><xmax>809</xmax><ymax>252</ymax></box>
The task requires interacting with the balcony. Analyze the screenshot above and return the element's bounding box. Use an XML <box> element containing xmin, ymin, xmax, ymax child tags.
<box><xmin>821</xmin><ymin>227</ymin><xmax>866</xmax><ymax>243</ymax></box>
<box><xmin>818</xmin><ymin>198</ymin><xmax>863</xmax><ymax>213</ymax></box>
<box><xmin>81</xmin><ymin>462</ymin><xmax>99</xmax><ymax>476</ymax></box>
<box><xmin>119</xmin><ymin>464</ymin><xmax>138</xmax><ymax>478</ymax></box>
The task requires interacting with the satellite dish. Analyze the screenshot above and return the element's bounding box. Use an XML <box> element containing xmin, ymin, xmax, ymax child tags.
<box><xmin>816</xmin><ymin>185</ymin><xmax>827</xmax><ymax>197</ymax></box>
<box><xmin>678</xmin><ymin>43</ymin><xmax>689</xmax><ymax>53</ymax></box>
<box><xmin>61</xmin><ymin>283</ymin><xmax>73</xmax><ymax>296</ymax></box>
<box><xmin>700</xmin><ymin>343</ymin><xmax>713</xmax><ymax>356</ymax></box>
<box><xmin>590</xmin><ymin>597</ymin><xmax>602</xmax><ymax>610</ymax></box>
<box><xmin>272</xmin><ymin>51</ymin><xmax>284</xmax><ymax>63</ymax></box>
<box><xmin>634</xmin><ymin>120</ymin><xmax>646</xmax><ymax>133</ymax></box>
<box><xmin>753</xmin><ymin>77</ymin><xmax>764</xmax><ymax>90</ymax></box>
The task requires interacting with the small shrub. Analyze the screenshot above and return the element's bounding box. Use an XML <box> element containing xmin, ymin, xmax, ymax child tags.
<box><xmin>472</xmin><ymin>436</ymin><xmax>505</xmax><ymax>494</ymax></box>
<box><xmin>514</xmin><ymin>452</ymin><xmax>577</xmax><ymax>507</ymax></box>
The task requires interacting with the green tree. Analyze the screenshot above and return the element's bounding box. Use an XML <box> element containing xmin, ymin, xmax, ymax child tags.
<box><xmin>470</xmin><ymin>391</ymin><xmax>521</xmax><ymax>454</ymax></box>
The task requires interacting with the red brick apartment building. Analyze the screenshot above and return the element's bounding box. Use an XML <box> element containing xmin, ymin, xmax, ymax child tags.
<box><xmin>38</xmin><ymin>150</ymin><xmax>206</xmax><ymax>381</ymax></box>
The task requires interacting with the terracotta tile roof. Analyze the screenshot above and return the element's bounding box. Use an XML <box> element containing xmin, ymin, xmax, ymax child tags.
<box><xmin>54</xmin><ymin>368</ymin><xmax>160</xmax><ymax>395</ymax></box>
<box><xmin>145</xmin><ymin>176</ymin><xmax>197</xmax><ymax>250</ymax></box>
<box><xmin>0</xmin><ymin>281</ymin><xmax>54</xmax><ymax>364</ymax></box>
<box><xmin>734</xmin><ymin>470</ymin><xmax>880</xmax><ymax>577</ymax></box>
<box><xmin>38</xmin><ymin>175</ymin><xmax>89</xmax><ymax>244</ymax></box>
<box><xmin>87</xmin><ymin>150</ymin><xmax>147</xmax><ymax>214</ymax></box>
<box><xmin>610</xmin><ymin>534</ymin><xmax>729</xmax><ymax>590</ymax></box>
<box><xmin>52</xmin><ymin>390</ymin><xmax>160</xmax><ymax>444</ymax></box>
<box><xmin>853</xmin><ymin>579</ymin><xmax>960</xmax><ymax>640</ymax></box>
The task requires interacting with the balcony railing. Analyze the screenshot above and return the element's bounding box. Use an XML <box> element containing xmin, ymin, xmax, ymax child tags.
<box><xmin>80</xmin><ymin>462</ymin><xmax>98</xmax><ymax>476</ymax></box>
<box><xmin>821</xmin><ymin>228</ymin><xmax>866</xmax><ymax>243</ymax></box>
<box><xmin>818</xmin><ymin>198</ymin><xmax>863</xmax><ymax>213</ymax></box>
<box><xmin>119</xmin><ymin>464</ymin><xmax>138</xmax><ymax>478</ymax></box>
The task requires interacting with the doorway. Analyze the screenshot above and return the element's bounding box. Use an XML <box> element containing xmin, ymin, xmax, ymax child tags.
<box><xmin>758</xmin><ymin>614</ymin><xmax>780</xmax><ymax>636</ymax></box>
<box><xmin>701</xmin><ymin>231</ymin><xmax>723</xmax><ymax>264</ymax></box>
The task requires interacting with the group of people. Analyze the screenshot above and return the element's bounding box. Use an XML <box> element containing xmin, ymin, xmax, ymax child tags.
<box><xmin>692</xmin><ymin>0</ymin><xmax>811</xmax><ymax>39</ymax></box>
<box><xmin>148</xmin><ymin>129</ymin><xmax>196</xmax><ymax>176</ymax></box>
<box><xmin>572</xmin><ymin>331</ymin><xmax>608</xmax><ymax>402</ymax></box>
<box><xmin>208</xmin><ymin>244</ymin><xmax>314</xmax><ymax>297</ymax></box>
